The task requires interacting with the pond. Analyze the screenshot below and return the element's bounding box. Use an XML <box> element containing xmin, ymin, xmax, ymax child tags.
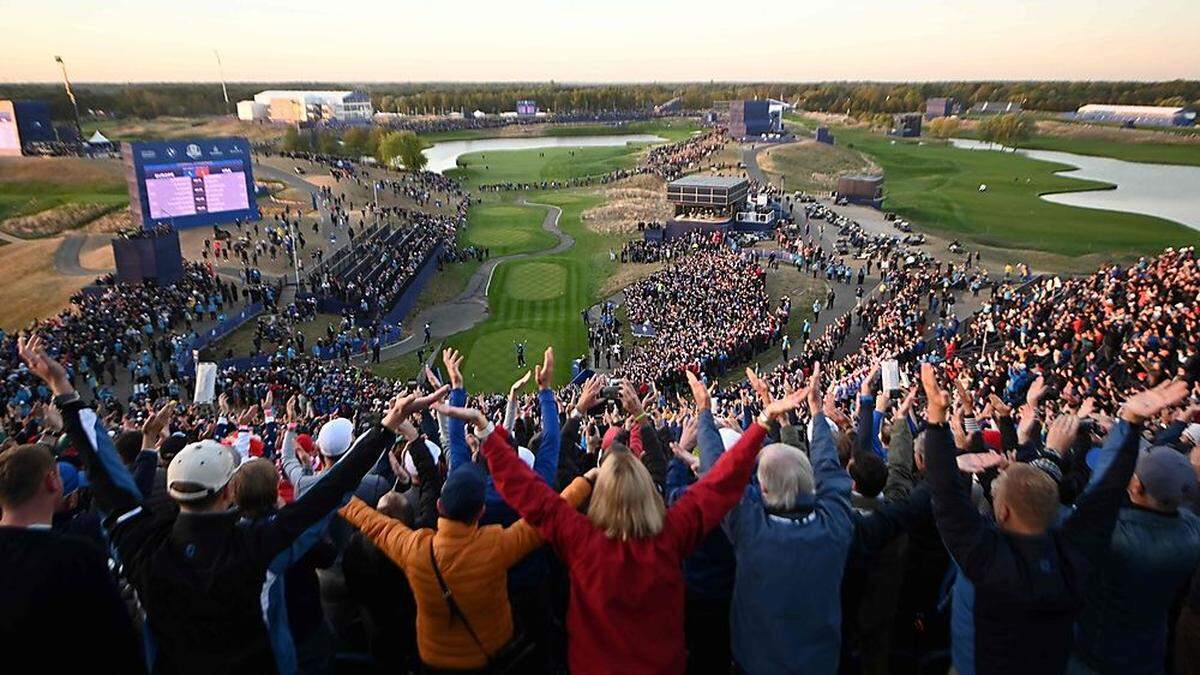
<box><xmin>422</xmin><ymin>134</ymin><xmax>666</xmax><ymax>174</ymax></box>
<box><xmin>949</xmin><ymin>139</ymin><xmax>1200</xmax><ymax>231</ymax></box>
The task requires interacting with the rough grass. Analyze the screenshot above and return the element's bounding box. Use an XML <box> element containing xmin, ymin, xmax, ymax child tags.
<box><xmin>82</xmin><ymin>115</ymin><xmax>285</xmax><ymax>144</ymax></box>
<box><xmin>0</xmin><ymin>238</ymin><xmax>93</xmax><ymax>331</ymax></box>
<box><xmin>757</xmin><ymin>139</ymin><xmax>877</xmax><ymax>191</ymax></box>
<box><xmin>0</xmin><ymin>157</ymin><xmax>128</xmax><ymax>235</ymax></box>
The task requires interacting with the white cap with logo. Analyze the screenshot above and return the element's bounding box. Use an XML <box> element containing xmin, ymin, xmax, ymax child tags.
<box><xmin>167</xmin><ymin>439</ymin><xmax>237</xmax><ymax>502</ymax></box>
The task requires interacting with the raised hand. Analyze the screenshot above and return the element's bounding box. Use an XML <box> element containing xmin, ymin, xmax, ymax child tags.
<box><xmin>1026</xmin><ymin>375</ymin><xmax>1048</xmax><ymax>408</ymax></box>
<box><xmin>237</xmin><ymin>404</ymin><xmax>260</xmax><ymax>427</ymax></box>
<box><xmin>16</xmin><ymin>334</ymin><xmax>72</xmax><ymax>396</ymax></box>
<box><xmin>1044</xmin><ymin>413</ymin><xmax>1081</xmax><ymax>455</ymax></box>
<box><xmin>509</xmin><ymin>370</ymin><xmax>532</xmax><ymax>397</ymax></box>
<box><xmin>576</xmin><ymin>374</ymin><xmax>604</xmax><ymax>415</ymax></box>
<box><xmin>764</xmin><ymin>384</ymin><xmax>807</xmax><ymax>421</ymax></box>
<box><xmin>988</xmin><ymin>393</ymin><xmax>1012</xmax><ymax>418</ymax></box>
<box><xmin>1120</xmin><ymin>379</ymin><xmax>1191</xmax><ymax>425</ymax></box>
<box><xmin>671</xmin><ymin>441</ymin><xmax>700</xmax><ymax>473</ymax></box>
<box><xmin>746</xmin><ymin>367</ymin><xmax>773</xmax><ymax>407</ymax></box>
<box><xmin>896</xmin><ymin>384</ymin><xmax>919</xmax><ymax>421</ymax></box>
<box><xmin>430</xmin><ymin>402</ymin><xmax>488</xmax><ymax>430</ymax></box>
<box><xmin>442</xmin><ymin>348</ymin><xmax>464</xmax><ymax>389</ymax></box>
<box><xmin>534</xmin><ymin>346</ymin><xmax>554</xmax><ymax>390</ymax></box>
<box><xmin>425</xmin><ymin>365</ymin><xmax>444</xmax><ymax>389</ymax></box>
<box><xmin>807</xmin><ymin>362</ymin><xmax>823</xmax><ymax>416</ymax></box>
<box><xmin>920</xmin><ymin>362</ymin><xmax>950</xmax><ymax>423</ymax></box>
<box><xmin>685</xmin><ymin>370</ymin><xmax>711</xmax><ymax>411</ymax></box>
<box><xmin>619</xmin><ymin>380</ymin><xmax>644</xmax><ymax>418</ymax></box>
<box><xmin>956</xmin><ymin>451</ymin><xmax>1006</xmax><ymax>474</ymax></box>
<box><xmin>860</xmin><ymin>362</ymin><xmax>881</xmax><ymax>397</ymax></box>
<box><xmin>384</xmin><ymin>384</ymin><xmax>452</xmax><ymax>433</ymax></box>
<box><xmin>142</xmin><ymin>401</ymin><xmax>175</xmax><ymax>448</ymax></box>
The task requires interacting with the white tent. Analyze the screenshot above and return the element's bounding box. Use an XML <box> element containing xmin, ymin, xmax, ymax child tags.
<box><xmin>86</xmin><ymin>130</ymin><xmax>111</xmax><ymax>145</ymax></box>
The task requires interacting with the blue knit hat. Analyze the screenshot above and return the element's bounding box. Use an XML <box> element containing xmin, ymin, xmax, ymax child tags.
<box><xmin>439</xmin><ymin>465</ymin><xmax>486</xmax><ymax>522</ymax></box>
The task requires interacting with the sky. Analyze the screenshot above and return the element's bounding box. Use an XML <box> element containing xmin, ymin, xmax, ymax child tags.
<box><xmin>2</xmin><ymin>0</ymin><xmax>1197</xmax><ymax>83</ymax></box>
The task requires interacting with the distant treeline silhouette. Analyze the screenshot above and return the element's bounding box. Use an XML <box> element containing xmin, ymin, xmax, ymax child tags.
<box><xmin>1</xmin><ymin>80</ymin><xmax>1197</xmax><ymax>121</ymax></box>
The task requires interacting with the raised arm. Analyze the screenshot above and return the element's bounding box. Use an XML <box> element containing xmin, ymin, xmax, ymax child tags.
<box><xmin>532</xmin><ymin>350</ymin><xmax>561</xmax><ymax>485</ymax></box>
<box><xmin>666</xmin><ymin>381</ymin><xmax>806</xmax><ymax>556</ymax></box>
<box><xmin>442</xmin><ymin>349</ymin><xmax>470</xmax><ymax>470</ymax></box>
<box><xmin>1062</xmin><ymin>381</ymin><xmax>1188</xmax><ymax>551</ymax></box>
<box><xmin>920</xmin><ymin>363</ymin><xmax>998</xmax><ymax>582</ymax></box>
<box><xmin>257</xmin><ymin>387</ymin><xmax>448</xmax><ymax>564</ymax></box>
<box><xmin>440</xmin><ymin>403</ymin><xmax>594</xmax><ymax>559</ymax></box>
<box><xmin>687</xmin><ymin>371</ymin><xmax>724</xmax><ymax>474</ymax></box>
<box><xmin>339</xmin><ymin>496</ymin><xmax>420</xmax><ymax>568</ymax></box>
<box><xmin>810</xmin><ymin>411</ymin><xmax>853</xmax><ymax>517</ymax></box>
<box><xmin>20</xmin><ymin>336</ymin><xmax>143</xmax><ymax>521</ymax></box>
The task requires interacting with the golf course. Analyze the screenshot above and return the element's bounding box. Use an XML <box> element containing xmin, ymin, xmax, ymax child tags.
<box><xmin>806</xmin><ymin>122</ymin><xmax>1199</xmax><ymax>256</ymax></box>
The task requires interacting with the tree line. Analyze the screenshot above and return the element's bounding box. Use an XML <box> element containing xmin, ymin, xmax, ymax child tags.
<box><xmin>1</xmin><ymin>80</ymin><xmax>1197</xmax><ymax>121</ymax></box>
<box><xmin>281</xmin><ymin>126</ymin><xmax>427</xmax><ymax>170</ymax></box>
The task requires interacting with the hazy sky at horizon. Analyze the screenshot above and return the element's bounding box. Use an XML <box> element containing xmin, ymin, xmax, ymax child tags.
<box><xmin>2</xmin><ymin>0</ymin><xmax>1197</xmax><ymax>83</ymax></box>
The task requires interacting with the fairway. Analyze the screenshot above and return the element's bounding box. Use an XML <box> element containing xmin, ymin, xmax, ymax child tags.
<box><xmin>505</xmin><ymin>261</ymin><xmax>568</xmax><ymax>301</ymax></box>
<box><xmin>435</xmin><ymin>190</ymin><xmax>617</xmax><ymax>392</ymax></box>
<box><xmin>449</xmin><ymin>144</ymin><xmax>646</xmax><ymax>187</ymax></box>
<box><xmin>460</xmin><ymin>201</ymin><xmax>555</xmax><ymax>256</ymax></box>
<box><xmin>830</xmin><ymin>125</ymin><xmax>1198</xmax><ymax>256</ymax></box>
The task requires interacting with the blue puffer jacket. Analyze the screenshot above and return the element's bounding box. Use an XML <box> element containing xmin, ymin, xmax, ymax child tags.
<box><xmin>1072</xmin><ymin>505</ymin><xmax>1200</xmax><ymax>675</ymax></box>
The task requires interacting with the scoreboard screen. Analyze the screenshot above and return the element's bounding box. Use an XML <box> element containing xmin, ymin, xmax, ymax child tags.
<box><xmin>124</xmin><ymin>137</ymin><xmax>259</xmax><ymax>229</ymax></box>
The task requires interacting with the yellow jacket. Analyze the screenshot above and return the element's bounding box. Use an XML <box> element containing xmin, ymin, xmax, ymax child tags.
<box><xmin>339</xmin><ymin>476</ymin><xmax>592</xmax><ymax>669</ymax></box>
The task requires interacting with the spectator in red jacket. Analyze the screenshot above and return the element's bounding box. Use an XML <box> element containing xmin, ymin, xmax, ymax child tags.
<box><xmin>435</xmin><ymin>380</ymin><xmax>807</xmax><ymax>675</ymax></box>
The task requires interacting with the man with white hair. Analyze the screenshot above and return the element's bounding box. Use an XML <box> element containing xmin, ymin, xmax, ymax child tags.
<box><xmin>709</xmin><ymin>364</ymin><xmax>855</xmax><ymax>674</ymax></box>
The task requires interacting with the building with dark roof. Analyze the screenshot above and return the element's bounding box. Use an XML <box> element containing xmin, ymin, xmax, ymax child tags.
<box><xmin>924</xmin><ymin>97</ymin><xmax>959</xmax><ymax>120</ymax></box>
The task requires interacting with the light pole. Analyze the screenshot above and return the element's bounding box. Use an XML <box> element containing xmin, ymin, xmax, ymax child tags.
<box><xmin>213</xmin><ymin>50</ymin><xmax>231</xmax><ymax>114</ymax></box>
<box><xmin>53</xmin><ymin>55</ymin><xmax>83</xmax><ymax>144</ymax></box>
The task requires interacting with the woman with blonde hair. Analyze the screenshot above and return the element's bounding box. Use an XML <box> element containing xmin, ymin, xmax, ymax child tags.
<box><xmin>436</xmin><ymin>373</ymin><xmax>807</xmax><ymax>675</ymax></box>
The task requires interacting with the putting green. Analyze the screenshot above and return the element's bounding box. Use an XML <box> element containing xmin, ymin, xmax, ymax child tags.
<box><xmin>505</xmin><ymin>261</ymin><xmax>568</xmax><ymax>301</ymax></box>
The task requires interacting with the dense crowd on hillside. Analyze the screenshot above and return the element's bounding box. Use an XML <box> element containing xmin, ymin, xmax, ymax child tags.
<box><xmin>617</xmin><ymin>245</ymin><xmax>780</xmax><ymax>389</ymax></box>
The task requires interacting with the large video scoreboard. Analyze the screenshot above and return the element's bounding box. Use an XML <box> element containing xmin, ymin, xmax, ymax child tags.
<box><xmin>123</xmin><ymin>137</ymin><xmax>260</xmax><ymax>229</ymax></box>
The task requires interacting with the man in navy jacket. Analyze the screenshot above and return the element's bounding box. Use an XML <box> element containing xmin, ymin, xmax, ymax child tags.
<box><xmin>922</xmin><ymin>362</ymin><xmax>1189</xmax><ymax>675</ymax></box>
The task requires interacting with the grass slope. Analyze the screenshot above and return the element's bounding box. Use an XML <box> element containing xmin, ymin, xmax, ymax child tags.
<box><xmin>0</xmin><ymin>157</ymin><xmax>127</xmax><ymax>222</ymax></box>
<box><xmin>757</xmin><ymin>140</ymin><xmax>874</xmax><ymax>191</ymax></box>
<box><xmin>832</xmin><ymin>126</ymin><xmax>1197</xmax><ymax>256</ymax></box>
<box><xmin>1001</xmin><ymin>135</ymin><xmax>1200</xmax><ymax>167</ymax></box>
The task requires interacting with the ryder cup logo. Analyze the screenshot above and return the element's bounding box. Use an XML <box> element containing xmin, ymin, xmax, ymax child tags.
<box><xmin>185</xmin><ymin>143</ymin><xmax>203</xmax><ymax>159</ymax></box>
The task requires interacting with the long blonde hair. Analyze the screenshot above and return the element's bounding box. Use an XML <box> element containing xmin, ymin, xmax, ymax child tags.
<box><xmin>587</xmin><ymin>445</ymin><xmax>665</xmax><ymax>540</ymax></box>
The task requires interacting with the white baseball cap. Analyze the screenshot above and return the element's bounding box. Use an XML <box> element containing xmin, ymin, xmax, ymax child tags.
<box><xmin>317</xmin><ymin>418</ymin><xmax>355</xmax><ymax>457</ymax></box>
<box><xmin>167</xmin><ymin>440</ymin><xmax>237</xmax><ymax>502</ymax></box>
<box><xmin>404</xmin><ymin>439</ymin><xmax>443</xmax><ymax>475</ymax></box>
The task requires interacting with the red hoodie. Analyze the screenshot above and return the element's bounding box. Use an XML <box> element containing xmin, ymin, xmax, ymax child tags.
<box><xmin>482</xmin><ymin>422</ymin><xmax>766</xmax><ymax>675</ymax></box>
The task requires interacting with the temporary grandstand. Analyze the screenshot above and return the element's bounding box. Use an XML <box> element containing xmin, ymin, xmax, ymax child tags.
<box><xmin>1072</xmin><ymin>104</ymin><xmax>1195</xmax><ymax>127</ymax></box>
